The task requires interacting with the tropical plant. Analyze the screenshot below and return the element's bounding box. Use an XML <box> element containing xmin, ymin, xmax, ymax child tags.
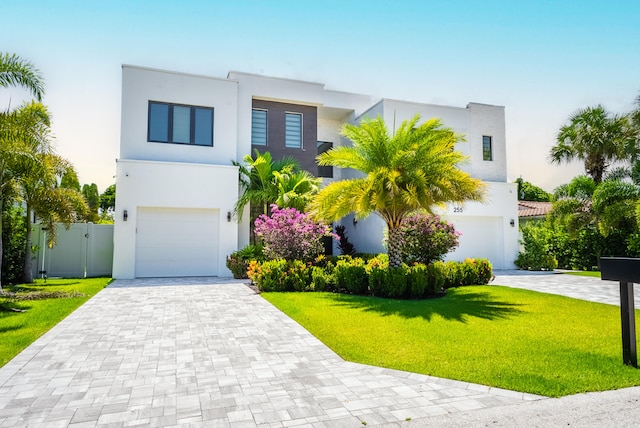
<box><xmin>550</xmin><ymin>105</ymin><xmax>632</xmax><ymax>184</ymax></box>
<box><xmin>0</xmin><ymin>53</ymin><xmax>46</xmax><ymax>290</ymax></box>
<box><xmin>310</xmin><ymin>115</ymin><xmax>485</xmax><ymax>267</ymax></box>
<box><xmin>0</xmin><ymin>52</ymin><xmax>44</xmax><ymax>102</ymax></box>
<box><xmin>233</xmin><ymin>150</ymin><xmax>301</xmax><ymax>220</ymax></box>
<box><xmin>272</xmin><ymin>168</ymin><xmax>320</xmax><ymax>212</ymax></box>
<box><xmin>254</xmin><ymin>205</ymin><xmax>335</xmax><ymax>262</ymax></box>
<box><xmin>334</xmin><ymin>225</ymin><xmax>356</xmax><ymax>256</ymax></box>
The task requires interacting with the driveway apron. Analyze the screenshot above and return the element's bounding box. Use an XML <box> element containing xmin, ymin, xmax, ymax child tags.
<box><xmin>0</xmin><ymin>277</ymin><xmax>540</xmax><ymax>427</ymax></box>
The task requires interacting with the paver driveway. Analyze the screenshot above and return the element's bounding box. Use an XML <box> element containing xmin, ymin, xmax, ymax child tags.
<box><xmin>0</xmin><ymin>277</ymin><xmax>539</xmax><ymax>427</ymax></box>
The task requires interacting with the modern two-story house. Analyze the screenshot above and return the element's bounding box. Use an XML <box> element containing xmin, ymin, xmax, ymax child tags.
<box><xmin>112</xmin><ymin>65</ymin><xmax>518</xmax><ymax>279</ymax></box>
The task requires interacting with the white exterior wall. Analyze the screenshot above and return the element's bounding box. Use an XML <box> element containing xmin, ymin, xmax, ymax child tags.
<box><xmin>120</xmin><ymin>65</ymin><xmax>238</xmax><ymax>165</ymax></box>
<box><xmin>113</xmin><ymin>160</ymin><xmax>238</xmax><ymax>278</ymax></box>
<box><xmin>466</xmin><ymin>103</ymin><xmax>507</xmax><ymax>182</ymax></box>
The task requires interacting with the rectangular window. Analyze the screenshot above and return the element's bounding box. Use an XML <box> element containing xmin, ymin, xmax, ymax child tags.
<box><xmin>482</xmin><ymin>135</ymin><xmax>493</xmax><ymax>161</ymax></box>
<box><xmin>251</xmin><ymin>109</ymin><xmax>267</xmax><ymax>146</ymax></box>
<box><xmin>285</xmin><ymin>112</ymin><xmax>302</xmax><ymax>148</ymax></box>
<box><xmin>317</xmin><ymin>141</ymin><xmax>333</xmax><ymax>178</ymax></box>
<box><xmin>147</xmin><ymin>101</ymin><xmax>214</xmax><ymax>146</ymax></box>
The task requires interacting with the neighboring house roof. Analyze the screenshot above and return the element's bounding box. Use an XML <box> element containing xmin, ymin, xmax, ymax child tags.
<box><xmin>518</xmin><ymin>201</ymin><xmax>552</xmax><ymax>218</ymax></box>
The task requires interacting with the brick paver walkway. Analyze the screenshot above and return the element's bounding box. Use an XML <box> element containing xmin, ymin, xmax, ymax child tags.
<box><xmin>0</xmin><ymin>277</ymin><xmax>540</xmax><ymax>427</ymax></box>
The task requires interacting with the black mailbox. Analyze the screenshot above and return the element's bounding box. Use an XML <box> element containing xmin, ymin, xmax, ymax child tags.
<box><xmin>600</xmin><ymin>257</ymin><xmax>640</xmax><ymax>367</ymax></box>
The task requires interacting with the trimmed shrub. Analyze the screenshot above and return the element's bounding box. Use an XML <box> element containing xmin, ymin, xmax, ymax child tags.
<box><xmin>407</xmin><ymin>264</ymin><xmax>429</xmax><ymax>298</ymax></box>
<box><xmin>311</xmin><ymin>265</ymin><xmax>334</xmax><ymax>292</ymax></box>
<box><xmin>226</xmin><ymin>244</ymin><xmax>265</xmax><ymax>279</ymax></box>
<box><xmin>247</xmin><ymin>259</ymin><xmax>312</xmax><ymax>292</ymax></box>
<box><xmin>334</xmin><ymin>258</ymin><xmax>368</xmax><ymax>295</ymax></box>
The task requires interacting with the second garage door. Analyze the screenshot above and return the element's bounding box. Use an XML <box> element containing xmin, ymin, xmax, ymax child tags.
<box><xmin>135</xmin><ymin>207</ymin><xmax>219</xmax><ymax>277</ymax></box>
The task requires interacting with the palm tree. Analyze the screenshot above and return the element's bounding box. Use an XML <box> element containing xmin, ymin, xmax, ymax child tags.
<box><xmin>272</xmin><ymin>169</ymin><xmax>320</xmax><ymax>212</ymax></box>
<box><xmin>309</xmin><ymin>115</ymin><xmax>486</xmax><ymax>267</ymax></box>
<box><xmin>550</xmin><ymin>105</ymin><xmax>631</xmax><ymax>184</ymax></box>
<box><xmin>0</xmin><ymin>53</ymin><xmax>46</xmax><ymax>289</ymax></box>
<box><xmin>0</xmin><ymin>102</ymin><xmax>52</xmax><ymax>289</ymax></box>
<box><xmin>19</xmin><ymin>153</ymin><xmax>88</xmax><ymax>283</ymax></box>
<box><xmin>233</xmin><ymin>150</ymin><xmax>301</xmax><ymax>220</ymax></box>
<box><xmin>0</xmin><ymin>52</ymin><xmax>45</xmax><ymax>102</ymax></box>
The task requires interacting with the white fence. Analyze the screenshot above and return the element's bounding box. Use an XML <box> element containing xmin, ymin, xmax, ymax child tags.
<box><xmin>30</xmin><ymin>223</ymin><xmax>113</xmax><ymax>278</ymax></box>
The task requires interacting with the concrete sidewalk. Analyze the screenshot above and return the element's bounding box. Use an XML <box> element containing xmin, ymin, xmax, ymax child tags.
<box><xmin>0</xmin><ymin>271</ymin><xmax>638</xmax><ymax>427</ymax></box>
<box><xmin>0</xmin><ymin>277</ymin><xmax>538</xmax><ymax>427</ymax></box>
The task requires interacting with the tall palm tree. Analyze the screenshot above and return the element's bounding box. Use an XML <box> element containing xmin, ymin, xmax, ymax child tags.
<box><xmin>550</xmin><ymin>105</ymin><xmax>631</xmax><ymax>184</ymax></box>
<box><xmin>0</xmin><ymin>102</ymin><xmax>52</xmax><ymax>289</ymax></box>
<box><xmin>309</xmin><ymin>115</ymin><xmax>486</xmax><ymax>267</ymax></box>
<box><xmin>0</xmin><ymin>53</ymin><xmax>46</xmax><ymax>289</ymax></box>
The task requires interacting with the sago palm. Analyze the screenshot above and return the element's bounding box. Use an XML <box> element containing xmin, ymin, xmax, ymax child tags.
<box><xmin>310</xmin><ymin>114</ymin><xmax>486</xmax><ymax>267</ymax></box>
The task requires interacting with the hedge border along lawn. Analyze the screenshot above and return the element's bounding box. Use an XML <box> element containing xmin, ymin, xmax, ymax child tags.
<box><xmin>263</xmin><ymin>285</ymin><xmax>640</xmax><ymax>397</ymax></box>
<box><xmin>0</xmin><ymin>277</ymin><xmax>111</xmax><ymax>368</ymax></box>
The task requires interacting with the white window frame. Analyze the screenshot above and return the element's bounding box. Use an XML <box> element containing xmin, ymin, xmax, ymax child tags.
<box><xmin>285</xmin><ymin>112</ymin><xmax>303</xmax><ymax>149</ymax></box>
<box><xmin>251</xmin><ymin>108</ymin><xmax>268</xmax><ymax>146</ymax></box>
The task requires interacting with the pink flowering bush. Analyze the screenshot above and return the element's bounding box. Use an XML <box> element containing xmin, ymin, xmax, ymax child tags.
<box><xmin>399</xmin><ymin>213</ymin><xmax>461</xmax><ymax>264</ymax></box>
<box><xmin>254</xmin><ymin>205</ymin><xmax>336</xmax><ymax>261</ymax></box>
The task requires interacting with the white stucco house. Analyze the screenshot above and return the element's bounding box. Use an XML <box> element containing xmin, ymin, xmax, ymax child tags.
<box><xmin>112</xmin><ymin>65</ymin><xmax>518</xmax><ymax>279</ymax></box>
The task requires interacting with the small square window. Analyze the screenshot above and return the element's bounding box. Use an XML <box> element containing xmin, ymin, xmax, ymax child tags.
<box><xmin>482</xmin><ymin>136</ymin><xmax>493</xmax><ymax>161</ymax></box>
<box><xmin>285</xmin><ymin>112</ymin><xmax>302</xmax><ymax>148</ymax></box>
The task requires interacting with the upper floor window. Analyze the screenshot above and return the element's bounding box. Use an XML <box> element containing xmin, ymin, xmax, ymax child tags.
<box><xmin>317</xmin><ymin>141</ymin><xmax>333</xmax><ymax>178</ymax></box>
<box><xmin>251</xmin><ymin>109</ymin><xmax>267</xmax><ymax>146</ymax></box>
<box><xmin>148</xmin><ymin>101</ymin><xmax>213</xmax><ymax>146</ymax></box>
<box><xmin>482</xmin><ymin>135</ymin><xmax>493</xmax><ymax>161</ymax></box>
<box><xmin>285</xmin><ymin>112</ymin><xmax>302</xmax><ymax>148</ymax></box>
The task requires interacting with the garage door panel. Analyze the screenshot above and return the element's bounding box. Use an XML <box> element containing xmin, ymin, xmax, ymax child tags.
<box><xmin>136</xmin><ymin>207</ymin><xmax>219</xmax><ymax>277</ymax></box>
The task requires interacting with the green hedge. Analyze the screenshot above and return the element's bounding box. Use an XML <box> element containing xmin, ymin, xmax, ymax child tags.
<box><xmin>247</xmin><ymin>255</ymin><xmax>493</xmax><ymax>299</ymax></box>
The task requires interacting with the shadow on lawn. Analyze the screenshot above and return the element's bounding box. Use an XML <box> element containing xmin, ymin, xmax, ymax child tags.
<box><xmin>324</xmin><ymin>288</ymin><xmax>525</xmax><ymax>323</ymax></box>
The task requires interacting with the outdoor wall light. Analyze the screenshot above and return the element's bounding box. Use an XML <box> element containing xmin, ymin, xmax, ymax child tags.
<box><xmin>123</xmin><ymin>210</ymin><xmax>128</xmax><ymax>221</ymax></box>
<box><xmin>353</xmin><ymin>217</ymin><xmax>358</xmax><ymax>226</ymax></box>
<box><xmin>510</xmin><ymin>219</ymin><xmax>515</xmax><ymax>227</ymax></box>
<box><xmin>227</xmin><ymin>211</ymin><xmax>232</xmax><ymax>222</ymax></box>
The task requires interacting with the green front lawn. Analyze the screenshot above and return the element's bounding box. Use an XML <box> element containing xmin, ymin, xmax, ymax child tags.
<box><xmin>263</xmin><ymin>286</ymin><xmax>640</xmax><ymax>397</ymax></box>
<box><xmin>0</xmin><ymin>277</ymin><xmax>111</xmax><ymax>367</ymax></box>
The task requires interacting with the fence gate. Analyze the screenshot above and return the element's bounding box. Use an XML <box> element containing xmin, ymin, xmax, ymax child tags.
<box><xmin>30</xmin><ymin>223</ymin><xmax>113</xmax><ymax>278</ymax></box>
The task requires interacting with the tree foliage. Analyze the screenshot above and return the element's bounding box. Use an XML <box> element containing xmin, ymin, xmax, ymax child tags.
<box><xmin>310</xmin><ymin>114</ymin><xmax>485</xmax><ymax>267</ymax></box>
<box><xmin>515</xmin><ymin>177</ymin><xmax>551</xmax><ymax>201</ymax></box>
<box><xmin>550</xmin><ymin>105</ymin><xmax>633</xmax><ymax>184</ymax></box>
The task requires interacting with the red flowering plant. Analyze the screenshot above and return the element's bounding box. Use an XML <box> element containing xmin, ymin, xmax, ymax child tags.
<box><xmin>254</xmin><ymin>205</ymin><xmax>337</xmax><ymax>262</ymax></box>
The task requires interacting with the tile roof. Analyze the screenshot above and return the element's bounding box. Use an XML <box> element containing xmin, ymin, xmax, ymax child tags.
<box><xmin>518</xmin><ymin>201</ymin><xmax>552</xmax><ymax>218</ymax></box>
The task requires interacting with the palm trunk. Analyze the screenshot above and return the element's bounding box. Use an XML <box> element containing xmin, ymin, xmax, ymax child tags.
<box><xmin>22</xmin><ymin>204</ymin><xmax>33</xmax><ymax>283</ymax></box>
<box><xmin>387</xmin><ymin>224</ymin><xmax>404</xmax><ymax>268</ymax></box>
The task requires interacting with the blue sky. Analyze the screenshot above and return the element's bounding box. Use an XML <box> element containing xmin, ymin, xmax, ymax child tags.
<box><xmin>2</xmin><ymin>0</ymin><xmax>639</xmax><ymax>192</ymax></box>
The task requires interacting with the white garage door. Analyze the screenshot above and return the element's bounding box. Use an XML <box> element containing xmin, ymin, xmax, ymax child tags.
<box><xmin>136</xmin><ymin>207</ymin><xmax>219</xmax><ymax>277</ymax></box>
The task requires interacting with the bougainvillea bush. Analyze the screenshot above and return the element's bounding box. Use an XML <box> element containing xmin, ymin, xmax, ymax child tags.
<box><xmin>254</xmin><ymin>205</ymin><xmax>337</xmax><ymax>262</ymax></box>
<box><xmin>399</xmin><ymin>213</ymin><xmax>461</xmax><ymax>264</ymax></box>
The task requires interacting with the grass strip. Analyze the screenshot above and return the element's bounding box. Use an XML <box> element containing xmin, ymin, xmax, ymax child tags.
<box><xmin>263</xmin><ymin>286</ymin><xmax>640</xmax><ymax>397</ymax></box>
<box><xmin>0</xmin><ymin>277</ymin><xmax>111</xmax><ymax>367</ymax></box>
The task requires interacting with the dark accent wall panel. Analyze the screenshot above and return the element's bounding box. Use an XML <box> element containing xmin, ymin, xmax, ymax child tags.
<box><xmin>251</xmin><ymin>99</ymin><xmax>318</xmax><ymax>175</ymax></box>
